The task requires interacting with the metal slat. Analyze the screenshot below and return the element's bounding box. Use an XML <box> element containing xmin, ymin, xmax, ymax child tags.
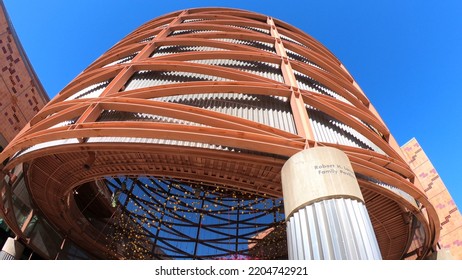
<box><xmin>289</xmin><ymin>215</ymin><xmax>298</xmax><ymax>259</ymax></box>
<box><xmin>358</xmin><ymin>174</ymin><xmax>417</xmax><ymax>207</ymax></box>
<box><xmin>104</xmin><ymin>52</ymin><xmax>139</xmax><ymax>67</ymax></box>
<box><xmin>294</xmin><ymin>70</ymin><xmax>351</xmax><ymax>104</ymax></box>
<box><xmin>15</xmin><ymin>139</ymin><xmax>80</xmax><ymax>158</ymax></box>
<box><xmin>307</xmin><ymin>108</ymin><xmax>384</xmax><ymax>154</ymax></box>
<box><xmin>170</xmin><ymin>29</ymin><xmax>218</xmax><ymax>36</ymax></box>
<box><xmin>286</xmin><ymin>220</ymin><xmax>293</xmax><ymax>259</ymax></box>
<box><xmin>98</xmin><ymin>110</ymin><xmax>204</xmax><ymax>127</ymax></box>
<box><xmin>212</xmin><ymin>38</ymin><xmax>276</xmax><ymax>54</ymax></box>
<box><xmin>156</xmin><ymin>92</ymin><xmax>296</xmax><ymax>134</ymax></box>
<box><xmin>351</xmin><ymin>199</ymin><xmax>377</xmax><ymax>259</ymax></box>
<box><xmin>125</xmin><ymin>70</ymin><xmax>230</xmax><ymax>91</ymax></box>
<box><xmin>298</xmin><ymin>207</ymin><xmax>311</xmax><ymax>259</ymax></box>
<box><xmin>306</xmin><ymin>203</ymin><xmax>321</xmax><ymax>260</ymax></box>
<box><xmin>293</xmin><ymin>211</ymin><xmax>304</xmax><ymax>259</ymax></box>
<box><xmin>65</xmin><ymin>80</ymin><xmax>110</xmax><ymax>101</ymax></box>
<box><xmin>85</xmin><ymin>136</ymin><xmax>239</xmax><ymax>154</ymax></box>
<box><xmin>286</xmin><ymin>198</ymin><xmax>382</xmax><ymax>260</ymax></box>
<box><xmin>0</xmin><ymin>251</ymin><xmax>15</xmax><ymax>260</ymax></box>
<box><xmin>344</xmin><ymin>198</ymin><xmax>368</xmax><ymax>259</ymax></box>
<box><xmin>189</xmin><ymin>58</ymin><xmax>284</xmax><ymax>83</ymax></box>
<box><xmin>279</xmin><ymin>33</ymin><xmax>306</xmax><ymax>48</ymax></box>
<box><xmin>286</xmin><ymin>48</ymin><xmax>322</xmax><ymax>70</ymax></box>
<box><xmin>227</xmin><ymin>25</ymin><xmax>269</xmax><ymax>35</ymax></box>
<box><xmin>335</xmin><ymin>197</ymin><xmax>359</xmax><ymax>259</ymax></box>
<box><xmin>139</xmin><ymin>35</ymin><xmax>156</xmax><ymax>43</ymax></box>
<box><xmin>325</xmin><ymin>199</ymin><xmax>345</xmax><ymax>259</ymax></box>
<box><xmin>314</xmin><ymin>201</ymin><xmax>333</xmax><ymax>259</ymax></box>
<box><xmin>152</xmin><ymin>45</ymin><xmax>228</xmax><ymax>57</ymax></box>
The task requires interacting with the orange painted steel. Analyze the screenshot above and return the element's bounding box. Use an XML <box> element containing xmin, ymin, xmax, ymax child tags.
<box><xmin>0</xmin><ymin>7</ymin><xmax>439</xmax><ymax>259</ymax></box>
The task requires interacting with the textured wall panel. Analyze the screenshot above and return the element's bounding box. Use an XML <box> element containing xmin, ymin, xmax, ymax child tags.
<box><xmin>0</xmin><ymin>251</ymin><xmax>15</xmax><ymax>260</ymax></box>
<box><xmin>308</xmin><ymin>108</ymin><xmax>384</xmax><ymax>153</ymax></box>
<box><xmin>287</xmin><ymin>198</ymin><xmax>382</xmax><ymax>260</ymax></box>
<box><xmin>65</xmin><ymin>80</ymin><xmax>110</xmax><ymax>101</ymax></box>
<box><xmin>157</xmin><ymin>93</ymin><xmax>296</xmax><ymax>134</ymax></box>
<box><xmin>104</xmin><ymin>52</ymin><xmax>138</xmax><ymax>67</ymax></box>
<box><xmin>125</xmin><ymin>70</ymin><xmax>230</xmax><ymax>90</ymax></box>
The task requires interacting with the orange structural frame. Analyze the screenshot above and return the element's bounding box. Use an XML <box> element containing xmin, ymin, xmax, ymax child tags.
<box><xmin>0</xmin><ymin>8</ymin><xmax>439</xmax><ymax>259</ymax></box>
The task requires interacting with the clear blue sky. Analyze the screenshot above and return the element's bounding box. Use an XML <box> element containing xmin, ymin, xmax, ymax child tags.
<box><xmin>3</xmin><ymin>0</ymin><xmax>462</xmax><ymax>208</ymax></box>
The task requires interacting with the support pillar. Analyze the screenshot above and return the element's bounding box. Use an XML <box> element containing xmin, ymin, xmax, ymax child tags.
<box><xmin>281</xmin><ymin>147</ymin><xmax>381</xmax><ymax>259</ymax></box>
<box><xmin>0</xmin><ymin>237</ymin><xmax>24</xmax><ymax>260</ymax></box>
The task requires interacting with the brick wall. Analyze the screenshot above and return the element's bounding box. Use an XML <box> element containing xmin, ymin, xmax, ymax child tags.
<box><xmin>0</xmin><ymin>1</ymin><xmax>48</xmax><ymax>143</ymax></box>
<box><xmin>401</xmin><ymin>138</ymin><xmax>462</xmax><ymax>259</ymax></box>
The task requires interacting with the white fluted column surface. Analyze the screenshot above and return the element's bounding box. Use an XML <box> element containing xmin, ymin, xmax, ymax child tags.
<box><xmin>0</xmin><ymin>237</ymin><xmax>24</xmax><ymax>260</ymax></box>
<box><xmin>282</xmin><ymin>147</ymin><xmax>381</xmax><ymax>260</ymax></box>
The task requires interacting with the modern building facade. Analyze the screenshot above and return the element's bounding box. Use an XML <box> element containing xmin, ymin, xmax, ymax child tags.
<box><xmin>0</xmin><ymin>0</ymin><xmax>49</xmax><ymax>259</ymax></box>
<box><xmin>0</xmin><ymin>1</ymin><xmax>48</xmax><ymax>149</ymax></box>
<box><xmin>401</xmin><ymin>138</ymin><xmax>462</xmax><ymax>259</ymax></box>
<box><xmin>0</xmin><ymin>7</ymin><xmax>456</xmax><ymax>260</ymax></box>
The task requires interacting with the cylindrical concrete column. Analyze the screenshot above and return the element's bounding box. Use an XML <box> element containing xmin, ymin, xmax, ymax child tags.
<box><xmin>281</xmin><ymin>147</ymin><xmax>381</xmax><ymax>260</ymax></box>
<box><xmin>0</xmin><ymin>237</ymin><xmax>24</xmax><ymax>260</ymax></box>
